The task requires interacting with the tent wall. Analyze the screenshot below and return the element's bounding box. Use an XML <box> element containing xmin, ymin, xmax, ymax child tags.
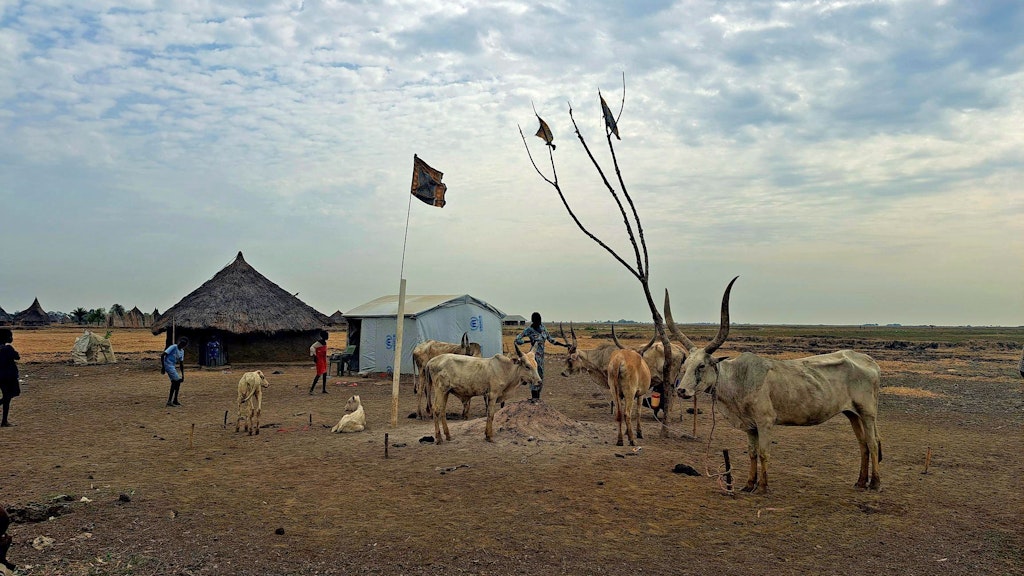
<box><xmin>353</xmin><ymin>301</ymin><xmax>503</xmax><ymax>375</ymax></box>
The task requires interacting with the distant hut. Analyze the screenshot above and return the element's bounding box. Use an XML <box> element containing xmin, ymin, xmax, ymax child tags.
<box><xmin>151</xmin><ymin>252</ymin><xmax>330</xmax><ymax>365</ymax></box>
<box><xmin>125</xmin><ymin>307</ymin><xmax>146</xmax><ymax>328</ymax></box>
<box><xmin>328</xmin><ymin>310</ymin><xmax>347</xmax><ymax>328</ymax></box>
<box><xmin>0</xmin><ymin>306</ymin><xmax>11</xmax><ymax>326</ymax></box>
<box><xmin>502</xmin><ymin>314</ymin><xmax>527</xmax><ymax>327</ymax></box>
<box><xmin>14</xmin><ymin>298</ymin><xmax>50</xmax><ymax>327</ymax></box>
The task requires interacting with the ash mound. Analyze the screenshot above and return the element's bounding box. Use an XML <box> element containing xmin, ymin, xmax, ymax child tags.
<box><xmin>456</xmin><ymin>400</ymin><xmax>602</xmax><ymax>444</ymax></box>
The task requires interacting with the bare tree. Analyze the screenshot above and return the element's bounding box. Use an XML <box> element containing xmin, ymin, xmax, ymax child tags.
<box><xmin>520</xmin><ymin>78</ymin><xmax>679</xmax><ymax>435</ymax></box>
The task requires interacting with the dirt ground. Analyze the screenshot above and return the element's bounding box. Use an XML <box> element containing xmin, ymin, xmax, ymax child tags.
<box><xmin>2</xmin><ymin>326</ymin><xmax>1022</xmax><ymax>576</ymax></box>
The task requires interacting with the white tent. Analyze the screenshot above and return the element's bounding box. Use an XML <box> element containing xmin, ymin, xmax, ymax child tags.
<box><xmin>343</xmin><ymin>294</ymin><xmax>504</xmax><ymax>375</ymax></box>
<box><xmin>71</xmin><ymin>331</ymin><xmax>117</xmax><ymax>365</ymax></box>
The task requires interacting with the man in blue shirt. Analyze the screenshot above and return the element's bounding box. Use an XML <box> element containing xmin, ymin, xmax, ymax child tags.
<box><xmin>161</xmin><ymin>337</ymin><xmax>189</xmax><ymax>407</ymax></box>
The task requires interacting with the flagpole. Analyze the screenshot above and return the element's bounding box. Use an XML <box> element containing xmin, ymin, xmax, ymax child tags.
<box><xmin>390</xmin><ymin>165</ymin><xmax>416</xmax><ymax>427</ymax></box>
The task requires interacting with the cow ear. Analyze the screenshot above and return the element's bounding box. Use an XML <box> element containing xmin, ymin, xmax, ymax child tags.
<box><xmin>711</xmin><ymin>356</ymin><xmax>726</xmax><ymax>365</ymax></box>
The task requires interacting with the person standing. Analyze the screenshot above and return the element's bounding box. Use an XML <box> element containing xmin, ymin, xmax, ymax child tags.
<box><xmin>161</xmin><ymin>337</ymin><xmax>188</xmax><ymax>407</ymax></box>
<box><xmin>309</xmin><ymin>330</ymin><xmax>329</xmax><ymax>394</ymax></box>
<box><xmin>514</xmin><ymin>312</ymin><xmax>568</xmax><ymax>402</ymax></box>
<box><xmin>0</xmin><ymin>329</ymin><xmax>20</xmax><ymax>427</ymax></box>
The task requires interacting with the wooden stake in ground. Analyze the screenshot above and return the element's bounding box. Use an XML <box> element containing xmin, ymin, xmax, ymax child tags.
<box><xmin>923</xmin><ymin>447</ymin><xmax>932</xmax><ymax>474</ymax></box>
<box><xmin>722</xmin><ymin>449</ymin><xmax>733</xmax><ymax>495</ymax></box>
<box><xmin>223</xmin><ymin>411</ymin><xmax>228</xmax><ymax>429</ymax></box>
<box><xmin>309</xmin><ymin>413</ymin><xmax>313</xmax><ymax>426</ymax></box>
<box><xmin>385</xmin><ymin>433</ymin><xmax>390</xmax><ymax>459</ymax></box>
<box><xmin>188</xmin><ymin>423</ymin><xmax>195</xmax><ymax>449</ymax></box>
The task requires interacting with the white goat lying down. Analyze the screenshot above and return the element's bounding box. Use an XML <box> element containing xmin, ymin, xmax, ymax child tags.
<box><xmin>332</xmin><ymin>395</ymin><xmax>366</xmax><ymax>433</ymax></box>
<box><xmin>236</xmin><ymin>370</ymin><xmax>269</xmax><ymax>435</ymax></box>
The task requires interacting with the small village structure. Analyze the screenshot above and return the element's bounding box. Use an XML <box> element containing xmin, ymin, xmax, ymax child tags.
<box><xmin>343</xmin><ymin>294</ymin><xmax>504</xmax><ymax>375</ymax></box>
<box><xmin>13</xmin><ymin>298</ymin><xmax>50</xmax><ymax>326</ymax></box>
<box><xmin>502</xmin><ymin>314</ymin><xmax>527</xmax><ymax>327</ymax></box>
<box><xmin>151</xmin><ymin>252</ymin><xmax>330</xmax><ymax>365</ymax></box>
<box><xmin>0</xmin><ymin>306</ymin><xmax>11</xmax><ymax>326</ymax></box>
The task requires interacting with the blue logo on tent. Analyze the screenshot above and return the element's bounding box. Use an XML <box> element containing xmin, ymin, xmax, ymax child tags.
<box><xmin>385</xmin><ymin>334</ymin><xmax>396</xmax><ymax>350</ymax></box>
<box><xmin>470</xmin><ymin>315</ymin><xmax>483</xmax><ymax>331</ymax></box>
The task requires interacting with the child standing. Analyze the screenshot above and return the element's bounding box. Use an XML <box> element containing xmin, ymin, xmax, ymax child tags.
<box><xmin>0</xmin><ymin>328</ymin><xmax>19</xmax><ymax>427</ymax></box>
<box><xmin>309</xmin><ymin>330</ymin><xmax>329</xmax><ymax>394</ymax></box>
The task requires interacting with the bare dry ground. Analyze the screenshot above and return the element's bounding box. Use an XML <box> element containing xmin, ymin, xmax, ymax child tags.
<box><xmin>2</xmin><ymin>326</ymin><xmax>1022</xmax><ymax>576</ymax></box>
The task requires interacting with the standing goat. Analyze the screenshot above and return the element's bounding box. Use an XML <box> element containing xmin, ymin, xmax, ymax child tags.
<box><xmin>235</xmin><ymin>370</ymin><xmax>269</xmax><ymax>435</ymax></box>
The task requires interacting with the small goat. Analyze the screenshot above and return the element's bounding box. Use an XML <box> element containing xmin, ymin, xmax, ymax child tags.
<box><xmin>332</xmin><ymin>395</ymin><xmax>366</xmax><ymax>433</ymax></box>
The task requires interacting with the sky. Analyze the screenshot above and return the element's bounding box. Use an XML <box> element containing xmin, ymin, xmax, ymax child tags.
<box><xmin>1</xmin><ymin>0</ymin><xmax>1022</xmax><ymax>327</ymax></box>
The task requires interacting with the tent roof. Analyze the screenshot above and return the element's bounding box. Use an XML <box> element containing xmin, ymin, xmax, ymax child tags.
<box><xmin>344</xmin><ymin>294</ymin><xmax>504</xmax><ymax>320</ymax></box>
<box><xmin>151</xmin><ymin>252</ymin><xmax>329</xmax><ymax>335</ymax></box>
<box><xmin>14</xmin><ymin>298</ymin><xmax>49</xmax><ymax>324</ymax></box>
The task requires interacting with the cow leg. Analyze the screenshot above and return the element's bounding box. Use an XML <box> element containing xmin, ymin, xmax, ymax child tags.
<box><xmin>756</xmin><ymin>433</ymin><xmax>771</xmax><ymax>494</ymax></box>
<box><xmin>613</xmin><ymin>394</ymin><xmax>625</xmax><ymax>447</ymax></box>
<box><xmin>460</xmin><ymin>397</ymin><xmax>472</xmax><ymax>420</ymax></box>
<box><xmin>484</xmin><ymin>393</ymin><xmax>495</xmax><ymax>442</ymax></box>
<box><xmin>742</xmin><ymin>430</ymin><xmax>759</xmax><ymax>492</ymax></box>
<box><xmin>624</xmin><ymin>395</ymin><xmax>637</xmax><ymax>446</ymax></box>
<box><xmin>439</xmin><ymin>391</ymin><xmax>452</xmax><ymax>441</ymax></box>
<box><xmin>862</xmin><ymin>413</ymin><xmax>881</xmax><ymax>490</ymax></box>
<box><xmin>845</xmin><ymin>412</ymin><xmax>870</xmax><ymax>488</ymax></box>
<box><xmin>634</xmin><ymin>393</ymin><xmax>643</xmax><ymax>441</ymax></box>
<box><xmin>236</xmin><ymin>398</ymin><xmax>246</xmax><ymax>433</ymax></box>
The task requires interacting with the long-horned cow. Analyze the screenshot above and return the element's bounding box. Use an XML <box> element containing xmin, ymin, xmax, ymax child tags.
<box><xmin>413</xmin><ymin>333</ymin><xmax>482</xmax><ymax>419</ymax></box>
<box><xmin>425</xmin><ymin>342</ymin><xmax>541</xmax><ymax>443</ymax></box>
<box><xmin>666</xmin><ymin>277</ymin><xmax>883</xmax><ymax>493</ymax></box>
<box><xmin>559</xmin><ymin>323</ymin><xmax>619</xmax><ymax>395</ymax></box>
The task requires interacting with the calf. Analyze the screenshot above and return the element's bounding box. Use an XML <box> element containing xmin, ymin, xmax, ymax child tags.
<box><xmin>426</xmin><ymin>342</ymin><xmax>541</xmax><ymax>443</ymax></box>
<box><xmin>235</xmin><ymin>370</ymin><xmax>269</xmax><ymax>436</ymax></box>
<box><xmin>331</xmin><ymin>395</ymin><xmax>366</xmax><ymax>433</ymax></box>
<box><xmin>666</xmin><ymin>277</ymin><xmax>883</xmax><ymax>493</ymax></box>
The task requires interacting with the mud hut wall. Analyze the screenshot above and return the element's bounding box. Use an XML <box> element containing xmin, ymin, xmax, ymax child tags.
<box><xmin>164</xmin><ymin>329</ymin><xmax>321</xmax><ymax>365</ymax></box>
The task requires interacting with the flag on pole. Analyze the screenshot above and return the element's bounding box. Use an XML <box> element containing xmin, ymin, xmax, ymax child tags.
<box><xmin>600</xmin><ymin>93</ymin><xmax>620</xmax><ymax>140</ymax></box>
<box><xmin>411</xmin><ymin>155</ymin><xmax>447</xmax><ymax>208</ymax></box>
<box><xmin>535</xmin><ymin>116</ymin><xmax>555</xmax><ymax>150</ymax></box>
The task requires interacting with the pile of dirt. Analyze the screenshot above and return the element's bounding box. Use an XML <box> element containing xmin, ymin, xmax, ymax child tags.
<box><xmin>455</xmin><ymin>400</ymin><xmax>603</xmax><ymax>444</ymax></box>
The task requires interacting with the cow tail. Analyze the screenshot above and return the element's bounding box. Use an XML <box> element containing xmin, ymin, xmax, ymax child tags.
<box><xmin>876</xmin><ymin>423</ymin><xmax>883</xmax><ymax>462</ymax></box>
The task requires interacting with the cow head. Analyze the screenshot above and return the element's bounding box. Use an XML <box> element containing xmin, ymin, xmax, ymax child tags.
<box><xmin>512</xmin><ymin>340</ymin><xmax>542</xmax><ymax>386</ymax></box>
<box><xmin>459</xmin><ymin>332</ymin><xmax>482</xmax><ymax>357</ymax></box>
<box><xmin>665</xmin><ymin>276</ymin><xmax>738</xmax><ymax>399</ymax></box>
<box><xmin>559</xmin><ymin>322</ymin><xmax>584</xmax><ymax>377</ymax></box>
<box><xmin>256</xmin><ymin>370</ymin><xmax>270</xmax><ymax>388</ymax></box>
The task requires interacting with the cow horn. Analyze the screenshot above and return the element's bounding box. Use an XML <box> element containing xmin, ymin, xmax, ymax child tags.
<box><xmin>570</xmin><ymin>322</ymin><xmax>578</xmax><ymax>348</ymax></box>
<box><xmin>461</xmin><ymin>331</ymin><xmax>469</xmax><ymax>350</ymax></box>
<box><xmin>638</xmin><ymin>332</ymin><xmax>657</xmax><ymax>355</ymax></box>
<box><xmin>704</xmin><ymin>276</ymin><xmax>739</xmax><ymax>354</ymax></box>
<box><xmin>611</xmin><ymin>324</ymin><xmax>625</xmax><ymax>349</ymax></box>
<box><xmin>559</xmin><ymin>322</ymin><xmax>575</xmax><ymax>351</ymax></box>
<box><xmin>513</xmin><ymin>339</ymin><xmax>524</xmax><ymax>358</ymax></box>
<box><xmin>663</xmin><ymin>289</ymin><xmax>697</xmax><ymax>350</ymax></box>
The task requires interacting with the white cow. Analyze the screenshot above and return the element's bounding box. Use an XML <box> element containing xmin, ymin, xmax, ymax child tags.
<box><xmin>413</xmin><ymin>333</ymin><xmax>482</xmax><ymax>419</ymax></box>
<box><xmin>235</xmin><ymin>370</ymin><xmax>269</xmax><ymax>435</ymax></box>
<box><xmin>425</xmin><ymin>342</ymin><xmax>541</xmax><ymax>443</ymax></box>
<box><xmin>332</xmin><ymin>395</ymin><xmax>366</xmax><ymax>433</ymax></box>
<box><xmin>666</xmin><ymin>277</ymin><xmax>883</xmax><ymax>493</ymax></box>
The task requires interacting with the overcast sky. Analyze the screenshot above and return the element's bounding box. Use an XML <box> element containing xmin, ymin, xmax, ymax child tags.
<box><xmin>1</xmin><ymin>0</ymin><xmax>1021</xmax><ymax>327</ymax></box>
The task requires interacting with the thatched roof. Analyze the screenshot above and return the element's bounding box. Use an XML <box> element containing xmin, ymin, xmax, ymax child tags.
<box><xmin>0</xmin><ymin>306</ymin><xmax>11</xmax><ymax>324</ymax></box>
<box><xmin>328</xmin><ymin>310</ymin><xmax>347</xmax><ymax>325</ymax></box>
<box><xmin>151</xmin><ymin>252</ymin><xmax>330</xmax><ymax>335</ymax></box>
<box><xmin>14</xmin><ymin>298</ymin><xmax>50</xmax><ymax>325</ymax></box>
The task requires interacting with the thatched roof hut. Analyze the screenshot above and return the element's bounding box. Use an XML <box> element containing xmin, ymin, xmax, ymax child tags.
<box><xmin>328</xmin><ymin>310</ymin><xmax>347</xmax><ymax>327</ymax></box>
<box><xmin>152</xmin><ymin>252</ymin><xmax>330</xmax><ymax>364</ymax></box>
<box><xmin>0</xmin><ymin>306</ymin><xmax>11</xmax><ymax>326</ymax></box>
<box><xmin>14</xmin><ymin>298</ymin><xmax>50</xmax><ymax>326</ymax></box>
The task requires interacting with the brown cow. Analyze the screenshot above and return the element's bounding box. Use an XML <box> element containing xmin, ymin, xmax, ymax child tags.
<box><xmin>606</xmin><ymin>347</ymin><xmax>652</xmax><ymax>447</ymax></box>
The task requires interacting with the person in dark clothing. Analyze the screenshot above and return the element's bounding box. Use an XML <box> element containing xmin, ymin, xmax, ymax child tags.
<box><xmin>161</xmin><ymin>337</ymin><xmax>189</xmax><ymax>407</ymax></box>
<box><xmin>514</xmin><ymin>312</ymin><xmax>568</xmax><ymax>402</ymax></box>
<box><xmin>0</xmin><ymin>328</ymin><xmax>20</xmax><ymax>427</ymax></box>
